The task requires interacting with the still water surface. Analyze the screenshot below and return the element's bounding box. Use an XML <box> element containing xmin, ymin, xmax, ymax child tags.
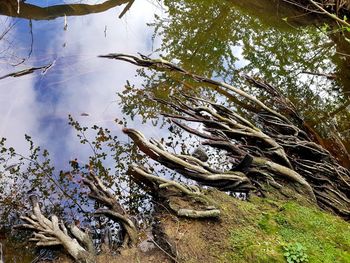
<box><xmin>1</xmin><ymin>0</ymin><xmax>349</xmax><ymax>166</ymax></box>
<box><xmin>1</xmin><ymin>0</ymin><xmax>166</xmax><ymax>168</ymax></box>
<box><xmin>0</xmin><ymin>0</ymin><xmax>350</xmax><ymax>261</ymax></box>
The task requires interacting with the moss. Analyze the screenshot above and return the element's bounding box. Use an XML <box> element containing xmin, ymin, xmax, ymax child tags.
<box><xmin>50</xmin><ymin>189</ymin><xmax>350</xmax><ymax>263</ymax></box>
<box><xmin>222</xmin><ymin>197</ymin><xmax>350</xmax><ymax>263</ymax></box>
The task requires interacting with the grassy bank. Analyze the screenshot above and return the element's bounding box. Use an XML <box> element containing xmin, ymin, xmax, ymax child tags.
<box><xmin>218</xmin><ymin>195</ymin><xmax>350</xmax><ymax>263</ymax></box>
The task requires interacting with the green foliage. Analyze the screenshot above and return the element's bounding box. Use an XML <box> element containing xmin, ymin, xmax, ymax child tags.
<box><xmin>1</xmin><ymin>115</ymin><xmax>160</xmax><ymax>256</ymax></box>
<box><xmin>318</xmin><ymin>14</ymin><xmax>350</xmax><ymax>43</ymax></box>
<box><xmin>283</xmin><ymin>242</ymin><xmax>308</xmax><ymax>263</ymax></box>
<box><xmin>0</xmin><ymin>114</ymin><xmax>150</xmax><ymax>224</ymax></box>
<box><xmin>0</xmin><ymin>133</ymin><xmax>57</xmax><ymax>225</ymax></box>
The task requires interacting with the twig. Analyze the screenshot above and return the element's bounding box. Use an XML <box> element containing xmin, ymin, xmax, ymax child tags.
<box><xmin>308</xmin><ymin>0</ymin><xmax>350</xmax><ymax>27</ymax></box>
<box><xmin>0</xmin><ymin>62</ymin><xmax>54</xmax><ymax>80</ymax></box>
<box><xmin>119</xmin><ymin>0</ymin><xmax>135</xmax><ymax>18</ymax></box>
<box><xmin>300</xmin><ymin>70</ymin><xmax>336</xmax><ymax>79</ymax></box>
<box><xmin>150</xmin><ymin>238</ymin><xmax>179</xmax><ymax>263</ymax></box>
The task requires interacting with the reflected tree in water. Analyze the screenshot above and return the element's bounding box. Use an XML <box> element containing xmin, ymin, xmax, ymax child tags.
<box><xmin>2</xmin><ymin>53</ymin><xmax>350</xmax><ymax>262</ymax></box>
<box><xmin>0</xmin><ymin>0</ymin><xmax>350</xmax><ymax>261</ymax></box>
<box><xmin>118</xmin><ymin>0</ymin><xmax>350</xmax><ymax>159</ymax></box>
<box><xmin>0</xmin><ymin>115</ymin><xmax>149</xmax><ymax>260</ymax></box>
<box><xmin>0</xmin><ymin>0</ymin><xmax>134</xmax><ymax>20</ymax></box>
<box><xmin>0</xmin><ymin>0</ymin><xmax>134</xmax><ymax>66</ymax></box>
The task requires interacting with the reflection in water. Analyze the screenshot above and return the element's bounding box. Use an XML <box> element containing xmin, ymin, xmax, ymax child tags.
<box><xmin>1</xmin><ymin>0</ymin><xmax>164</xmax><ymax>163</ymax></box>
<box><xmin>0</xmin><ymin>3</ymin><xmax>164</xmax><ymax>259</ymax></box>
<box><xmin>124</xmin><ymin>0</ymin><xmax>350</xmax><ymax>153</ymax></box>
<box><xmin>0</xmin><ymin>0</ymin><xmax>350</xmax><ymax>261</ymax></box>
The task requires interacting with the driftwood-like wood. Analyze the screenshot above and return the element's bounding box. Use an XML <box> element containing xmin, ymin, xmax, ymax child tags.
<box><xmin>123</xmin><ymin>128</ymin><xmax>254</xmax><ymax>193</ymax></box>
<box><xmin>15</xmin><ymin>52</ymin><xmax>350</xmax><ymax>261</ymax></box>
<box><xmin>15</xmin><ymin>173</ymin><xmax>139</xmax><ymax>261</ymax></box>
<box><xmin>102</xmin><ymin>53</ymin><xmax>350</xmax><ymax>220</ymax></box>
<box><xmin>14</xmin><ymin>195</ymin><xmax>96</xmax><ymax>263</ymax></box>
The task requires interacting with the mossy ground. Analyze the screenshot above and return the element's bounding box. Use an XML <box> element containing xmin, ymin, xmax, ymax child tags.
<box><xmin>216</xmin><ymin>193</ymin><xmax>350</xmax><ymax>263</ymax></box>
<box><xmin>9</xmin><ymin>189</ymin><xmax>349</xmax><ymax>263</ymax></box>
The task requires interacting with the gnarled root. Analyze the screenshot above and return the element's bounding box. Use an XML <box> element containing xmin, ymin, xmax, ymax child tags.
<box><xmin>123</xmin><ymin>128</ymin><xmax>254</xmax><ymax>193</ymax></box>
<box><xmin>106</xmin><ymin>53</ymin><xmax>350</xmax><ymax>219</ymax></box>
<box><xmin>123</xmin><ymin>127</ymin><xmax>316</xmax><ymax>202</ymax></box>
<box><xmin>82</xmin><ymin>173</ymin><xmax>138</xmax><ymax>247</ymax></box>
<box><xmin>14</xmin><ymin>195</ymin><xmax>95</xmax><ymax>263</ymax></box>
<box><xmin>128</xmin><ymin>164</ymin><xmax>220</xmax><ymax>219</ymax></box>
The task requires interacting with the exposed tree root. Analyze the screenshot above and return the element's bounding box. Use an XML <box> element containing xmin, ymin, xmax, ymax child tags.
<box><xmin>14</xmin><ymin>173</ymin><xmax>140</xmax><ymax>261</ymax></box>
<box><xmin>15</xmin><ymin>159</ymin><xmax>220</xmax><ymax>261</ymax></box>
<box><xmin>82</xmin><ymin>173</ymin><xmax>138</xmax><ymax>248</ymax></box>
<box><xmin>15</xmin><ymin>52</ymin><xmax>350</xmax><ymax>261</ymax></box>
<box><xmin>102</xmin><ymin>53</ymin><xmax>350</xmax><ymax>220</ymax></box>
<box><xmin>128</xmin><ymin>164</ymin><xmax>220</xmax><ymax>219</ymax></box>
<box><xmin>123</xmin><ymin>128</ymin><xmax>254</xmax><ymax>193</ymax></box>
<box><xmin>14</xmin><ymin>195</ymin><xmax>96</xmax><ymax>263</ymax></box>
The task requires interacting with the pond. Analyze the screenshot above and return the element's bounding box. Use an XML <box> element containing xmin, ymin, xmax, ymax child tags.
<box><xmin>0</xmin><ymin>0</ymin><xmax>349</xmax><ymax>261</ymax></box>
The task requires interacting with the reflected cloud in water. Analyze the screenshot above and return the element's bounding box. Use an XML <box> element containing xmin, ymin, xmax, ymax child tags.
<box><xmin>0</xmin><ymin>0</ymin><xmax>165</xmax><ymax>168</ymax></box>
<box><xmin>1</xmin><ymin>0</ymin><xmax>349</xmax><ymax>170</ymax></box>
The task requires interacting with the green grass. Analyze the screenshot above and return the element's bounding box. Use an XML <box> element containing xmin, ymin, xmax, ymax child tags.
<box><xmin>221</xmin><ymin>197</ymin><xmax>350</xmax><ymax>263</ymax></box>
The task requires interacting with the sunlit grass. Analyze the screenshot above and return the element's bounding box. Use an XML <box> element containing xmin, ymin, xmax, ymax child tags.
<box><xmin>221</xmin><ymin>197</ymin><xmax>350</xmax><ymax>263</ymax></box>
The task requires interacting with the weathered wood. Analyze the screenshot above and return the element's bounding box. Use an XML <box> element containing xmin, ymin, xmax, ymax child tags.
<box><xmin>128</xmin><ymin>165</ymin><xmax>220</xmax><ymax>219</ymax></box>
<box><xmin>105</xmin><ymin>53</ymin><xmax>350</xmax><ymax>220</ymax></box>
<box><xmin>14</xmin><ymin>195</ymin><xmax>96</xmax><ymax>263</ymax></box>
